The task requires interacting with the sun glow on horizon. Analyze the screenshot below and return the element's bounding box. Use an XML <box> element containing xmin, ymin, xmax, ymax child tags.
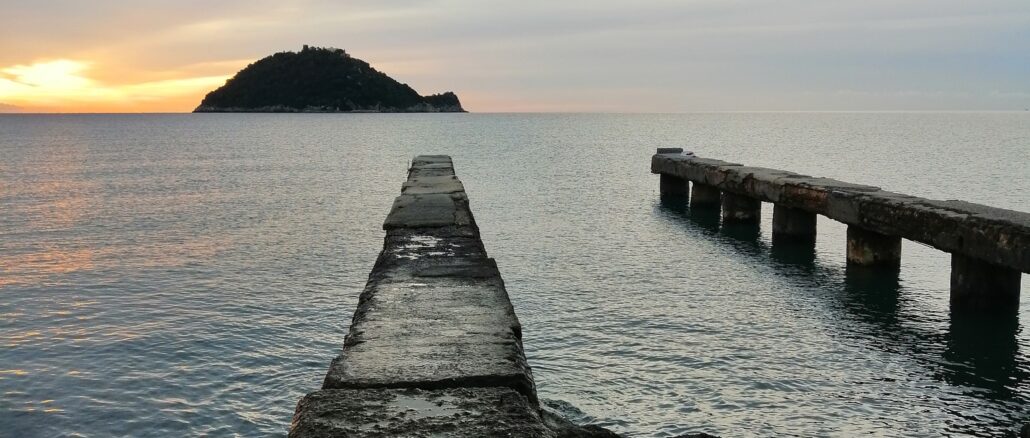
<box><xmin>0</xmin><ymin>59</ymin><xmax>230</xmax><ymax>113</ymax></box>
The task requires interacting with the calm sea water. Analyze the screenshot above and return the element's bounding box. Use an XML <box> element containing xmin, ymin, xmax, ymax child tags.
<box><xmin>1</xmin><ymin>113</ymin><xmax>1028</xmax><ymax>437</ymax></box>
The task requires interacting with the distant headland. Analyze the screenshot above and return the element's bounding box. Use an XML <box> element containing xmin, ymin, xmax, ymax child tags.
<box><xmin>194</xmin><ymin>46</ymin><xmax>465</xmax><ymax>113</ymax></box>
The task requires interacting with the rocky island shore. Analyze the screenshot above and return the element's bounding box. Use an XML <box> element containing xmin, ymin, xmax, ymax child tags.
<box><xmin>194</xmin><ymin>46</ymin><xmax>465</xmax><ymax>113</ymax></box>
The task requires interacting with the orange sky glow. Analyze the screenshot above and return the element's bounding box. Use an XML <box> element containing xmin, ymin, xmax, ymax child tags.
<box><xmin>0</xmin><ymin>59</ymin><xmax>239</xmax><ymax>113</ymax></box>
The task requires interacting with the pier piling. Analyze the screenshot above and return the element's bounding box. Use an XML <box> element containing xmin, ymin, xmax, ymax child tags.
<box><xmin>722</xmin><ymin>192</ymin><xmax>761</xmax><ymax>223</ymax></box>
<box><xmin>772</xmin><ymin>205</ymin><xmax>817</xmax><ymax>243</ymax></box>
<box><xmin>846</xmin><ymin>226</ymin><xmax>902</xmax><ymax>268</ymax></box>
<box><xmin>690</xmin><ymin>183</ymin><xmax>721</xmax><ymax>207</ymax></box>
<box><xmin>660</xmin><ymin>174</ymin><xmax>689</xmax><ymax>197</ymax></box>
<box><xmin>951</xmin><ymin>254</ymin><xmax>1022</xmax><ymax>314</ymax></box>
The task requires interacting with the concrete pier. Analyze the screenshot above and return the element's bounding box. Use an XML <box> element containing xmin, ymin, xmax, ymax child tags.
<box><xmin>846</xmin><ymin>226</ymin><xmax>902</xmax><ymax>268</ymax></box>
<box><xmin>652</xmin><ymin>149</ymin><xmax>1029</xmax><ymax>314</ymax></box>
<box><xmin>291</xmin><ymin>156</ymin><xmax>609</xmax><ymax>437</ymax></box>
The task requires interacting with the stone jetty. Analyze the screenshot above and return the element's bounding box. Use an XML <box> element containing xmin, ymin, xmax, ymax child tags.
<box><xmin>652</xmin><ymin>148</ymin><xmax>1029</xmax><ymax>315</ymax></box>
<box><xmin>290</xmin><ymin>155</ymin><xmax>614</xmax><ymax>437</ymax></box>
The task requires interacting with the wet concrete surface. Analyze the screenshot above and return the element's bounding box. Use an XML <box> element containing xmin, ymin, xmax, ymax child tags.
<box><xmin>291</xmin><ymin>387</ymin><xmax>554</xmax><ymax>438</ymax></box>
<box><xmin>291</xmin><ymin>155</ymin><xmax>619</xmax><ymax>437</ymax></box>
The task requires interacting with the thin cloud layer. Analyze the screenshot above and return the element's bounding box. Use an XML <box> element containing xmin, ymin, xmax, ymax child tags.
<box><xmin>1</xmin><ymin>0</ymin><xmax>1027</xmax><ymax>112</ymax></box>
<box><xmin>0</xmin><ymin>103</ymin><xmax>24</xmax><ymax>113</ymax></box>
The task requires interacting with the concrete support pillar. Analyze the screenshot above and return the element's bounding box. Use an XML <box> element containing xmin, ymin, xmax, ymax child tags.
<box><xmin>846</xmin><ymin>226</ymin><xmax>901</xmax><ymax>267</ymax></box>
<box><xmin>950</xmin><ymin>254</ymin><xmax>1021</xmax><ymax>314</ymax></box>
<box><xmin>659</xmin><ymin>174</ymin><xmax>689</xmax><ymax>197</ymax></box>
<box><xmin>721</xmin><ymin>193</ymin><xmax>761</xmax><ymax>223</ymax></box>
<box><xmin>772</xmin><ymin>205</ymin><xmax>817</xmax><ymax>243</ymax></box>
<box><xmin>690</xmin><ymin>183</ymin><xmax>721</xmax><ymax>207</ymax></box>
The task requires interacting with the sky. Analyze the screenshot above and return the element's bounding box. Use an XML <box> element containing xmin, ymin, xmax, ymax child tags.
<box><xmin>1</xmin><ymin>0</ymin><xmax>1028</xmax><ymax>112</ymax></box>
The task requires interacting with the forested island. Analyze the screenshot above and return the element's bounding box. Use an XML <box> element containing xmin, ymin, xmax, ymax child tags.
<box><xmin>194</xmin><ymin>46</ymin><xmax>465</xmax><ymax>113</ymax></box>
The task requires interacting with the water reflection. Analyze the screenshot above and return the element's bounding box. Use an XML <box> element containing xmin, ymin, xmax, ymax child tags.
<box><xmin>687</xmin><ymin>206</ymin><xmax>721</xmax><ymax>234</ymax></box>
<box><xmin>0</xmin><ymin>247</ymin><xmax>97</xmax><ymax>287</ymax></box>
<box><xmin>657</xmin><ymin>195</ymin><xmax>717</xmax><ymax>233</ymax></box>
<box><xmin>838</xmin><ymin>265</ymin><xmax>910</xmax><ymax>355</ymax></box>
<box><xmin>941</xmin><ymin>313</ymin><xmax>1026</xmax><ymax>434</ymax></box>
<box><xmin>719</xmin><ymin>221</ymin><xmax>761</xmax><ymax>244</ymax></box>
<box><xmin>770</xmin><ymin>238</ymin><xmax>817</xmax><ymax>269</ymax></box>
<box><xmin>654</xmin><ymin>198</ymin><xmax>1028</xmax><ymax>433</ymax></box>
<box><xmin>943</xmin><ymin>313</ymin><xmax>1022</xmax><ymax>397</ymax></box>
<box><xmin>842</xmin><ymin>265</ymin><xmax>902</xmax><ymax>322</ymax></box>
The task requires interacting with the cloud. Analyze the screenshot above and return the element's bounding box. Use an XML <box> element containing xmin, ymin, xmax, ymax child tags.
<box><xmin>990</xmin><ymin>90</ymin><xmax>1030</xmax><ymax>100</ymax></box>
<box><xmin>1</xmin><ymin>0</ymin><xmax>1028</xmax><ymax>111</ymax></box>
<box><xmin>0</xmin><ymin>102</ymin><xmax>23</xmax><ymax>113</ymax></box>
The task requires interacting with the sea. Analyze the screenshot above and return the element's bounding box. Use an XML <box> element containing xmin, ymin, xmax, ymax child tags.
<box><xmin>1</xmin><ymin>112</ymin><xmax>1028</xmax><ymax>437</ymax></box>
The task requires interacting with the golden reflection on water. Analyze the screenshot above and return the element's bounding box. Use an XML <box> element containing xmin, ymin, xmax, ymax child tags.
<box><xmin>14</xmin><ymin>398</ymin><xmax>64</xmax><ymax>414</ymax></box>
<box><xmin>2</xmin><ymin>330</ymin><xmax>44</xmax><ymax>348</ymax></box>
<box><xmin>9</xmin><ymin>141</ymin><xmax>94</xmax><ymax>233</ymax></box>
<box><xmin>0</xmin><ymin>236</ymin><xmax>232</xmax><ymax>287</ymax></box>
<box><xmin>3</xmin><ymin>310</ymin><xmax>167</xmax><ymax>347</ymax></box>
<box><xmin>126</xmin><ymin>234</ymin><xmax>232</xmax><ymax>268</ymax></box>
<box><xmin>21</xmin><ymin>186</ymin><xmax>91</xmax><ymax>231</ymax></box>
<box><xmin>2</xmin><ymin>142</ymin><xmax>93</xmax><ymax>285</ymax></box>
<box><xmin>1</xmin><ymin>135</ymin><xmax>234</xmax><ymax>288</ymax></box>
<box><xmin>0</xmin><ymin>248</ymin><xmax>97</xmax><ymax>287</ymax></box>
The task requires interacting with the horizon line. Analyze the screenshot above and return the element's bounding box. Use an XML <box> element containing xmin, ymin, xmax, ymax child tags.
<box><xmin>2</xmin><ymin>109</ymin><xmax>1028</xmax><ymax>115</ymax></box>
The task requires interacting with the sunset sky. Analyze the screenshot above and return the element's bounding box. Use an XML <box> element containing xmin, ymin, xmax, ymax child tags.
<box><xmin>1</xmin><ymin>0</ymin><xmax>1028</xmax><ymax>112</ymax></box>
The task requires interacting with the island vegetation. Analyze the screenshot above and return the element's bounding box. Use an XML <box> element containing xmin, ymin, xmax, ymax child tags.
<box><xmin>194</xmin><ymin>46</ymin><xmax>464</xmax><ymax>113</ymax></box>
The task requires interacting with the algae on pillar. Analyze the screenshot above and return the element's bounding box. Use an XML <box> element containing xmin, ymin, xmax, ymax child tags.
<box><xmin>950</xmin><ymin>253</ymin><xmax>1021</xmax><ymax>314</ymax></box>
<box><xmin>846</xmin><ymin>226</ymin><xmax>901</xmax><ymax>267</ymax></box>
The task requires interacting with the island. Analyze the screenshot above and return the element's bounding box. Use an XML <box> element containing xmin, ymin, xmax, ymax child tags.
<box><xmin>194</xmin><ymin>46</ymin><xmax>465</xmax><ymax>113</ymax></box>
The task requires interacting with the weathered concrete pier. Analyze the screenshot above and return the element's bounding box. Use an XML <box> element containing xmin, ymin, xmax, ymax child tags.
<box><xmin>652</xmin><ymin>148</ymin><xmax>1029</xmax><ymax>314</ymax></box>
<box><xmin>290</xmin><ymin>156</ymin><xmax>611</xmax><ymax>437</ymax></box>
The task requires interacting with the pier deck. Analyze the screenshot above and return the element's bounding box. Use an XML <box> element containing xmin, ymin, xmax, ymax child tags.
<box><xmin>290</xmin><ymin>156</ymin><xmax>592</xmax><ymax>437</ymax></box>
